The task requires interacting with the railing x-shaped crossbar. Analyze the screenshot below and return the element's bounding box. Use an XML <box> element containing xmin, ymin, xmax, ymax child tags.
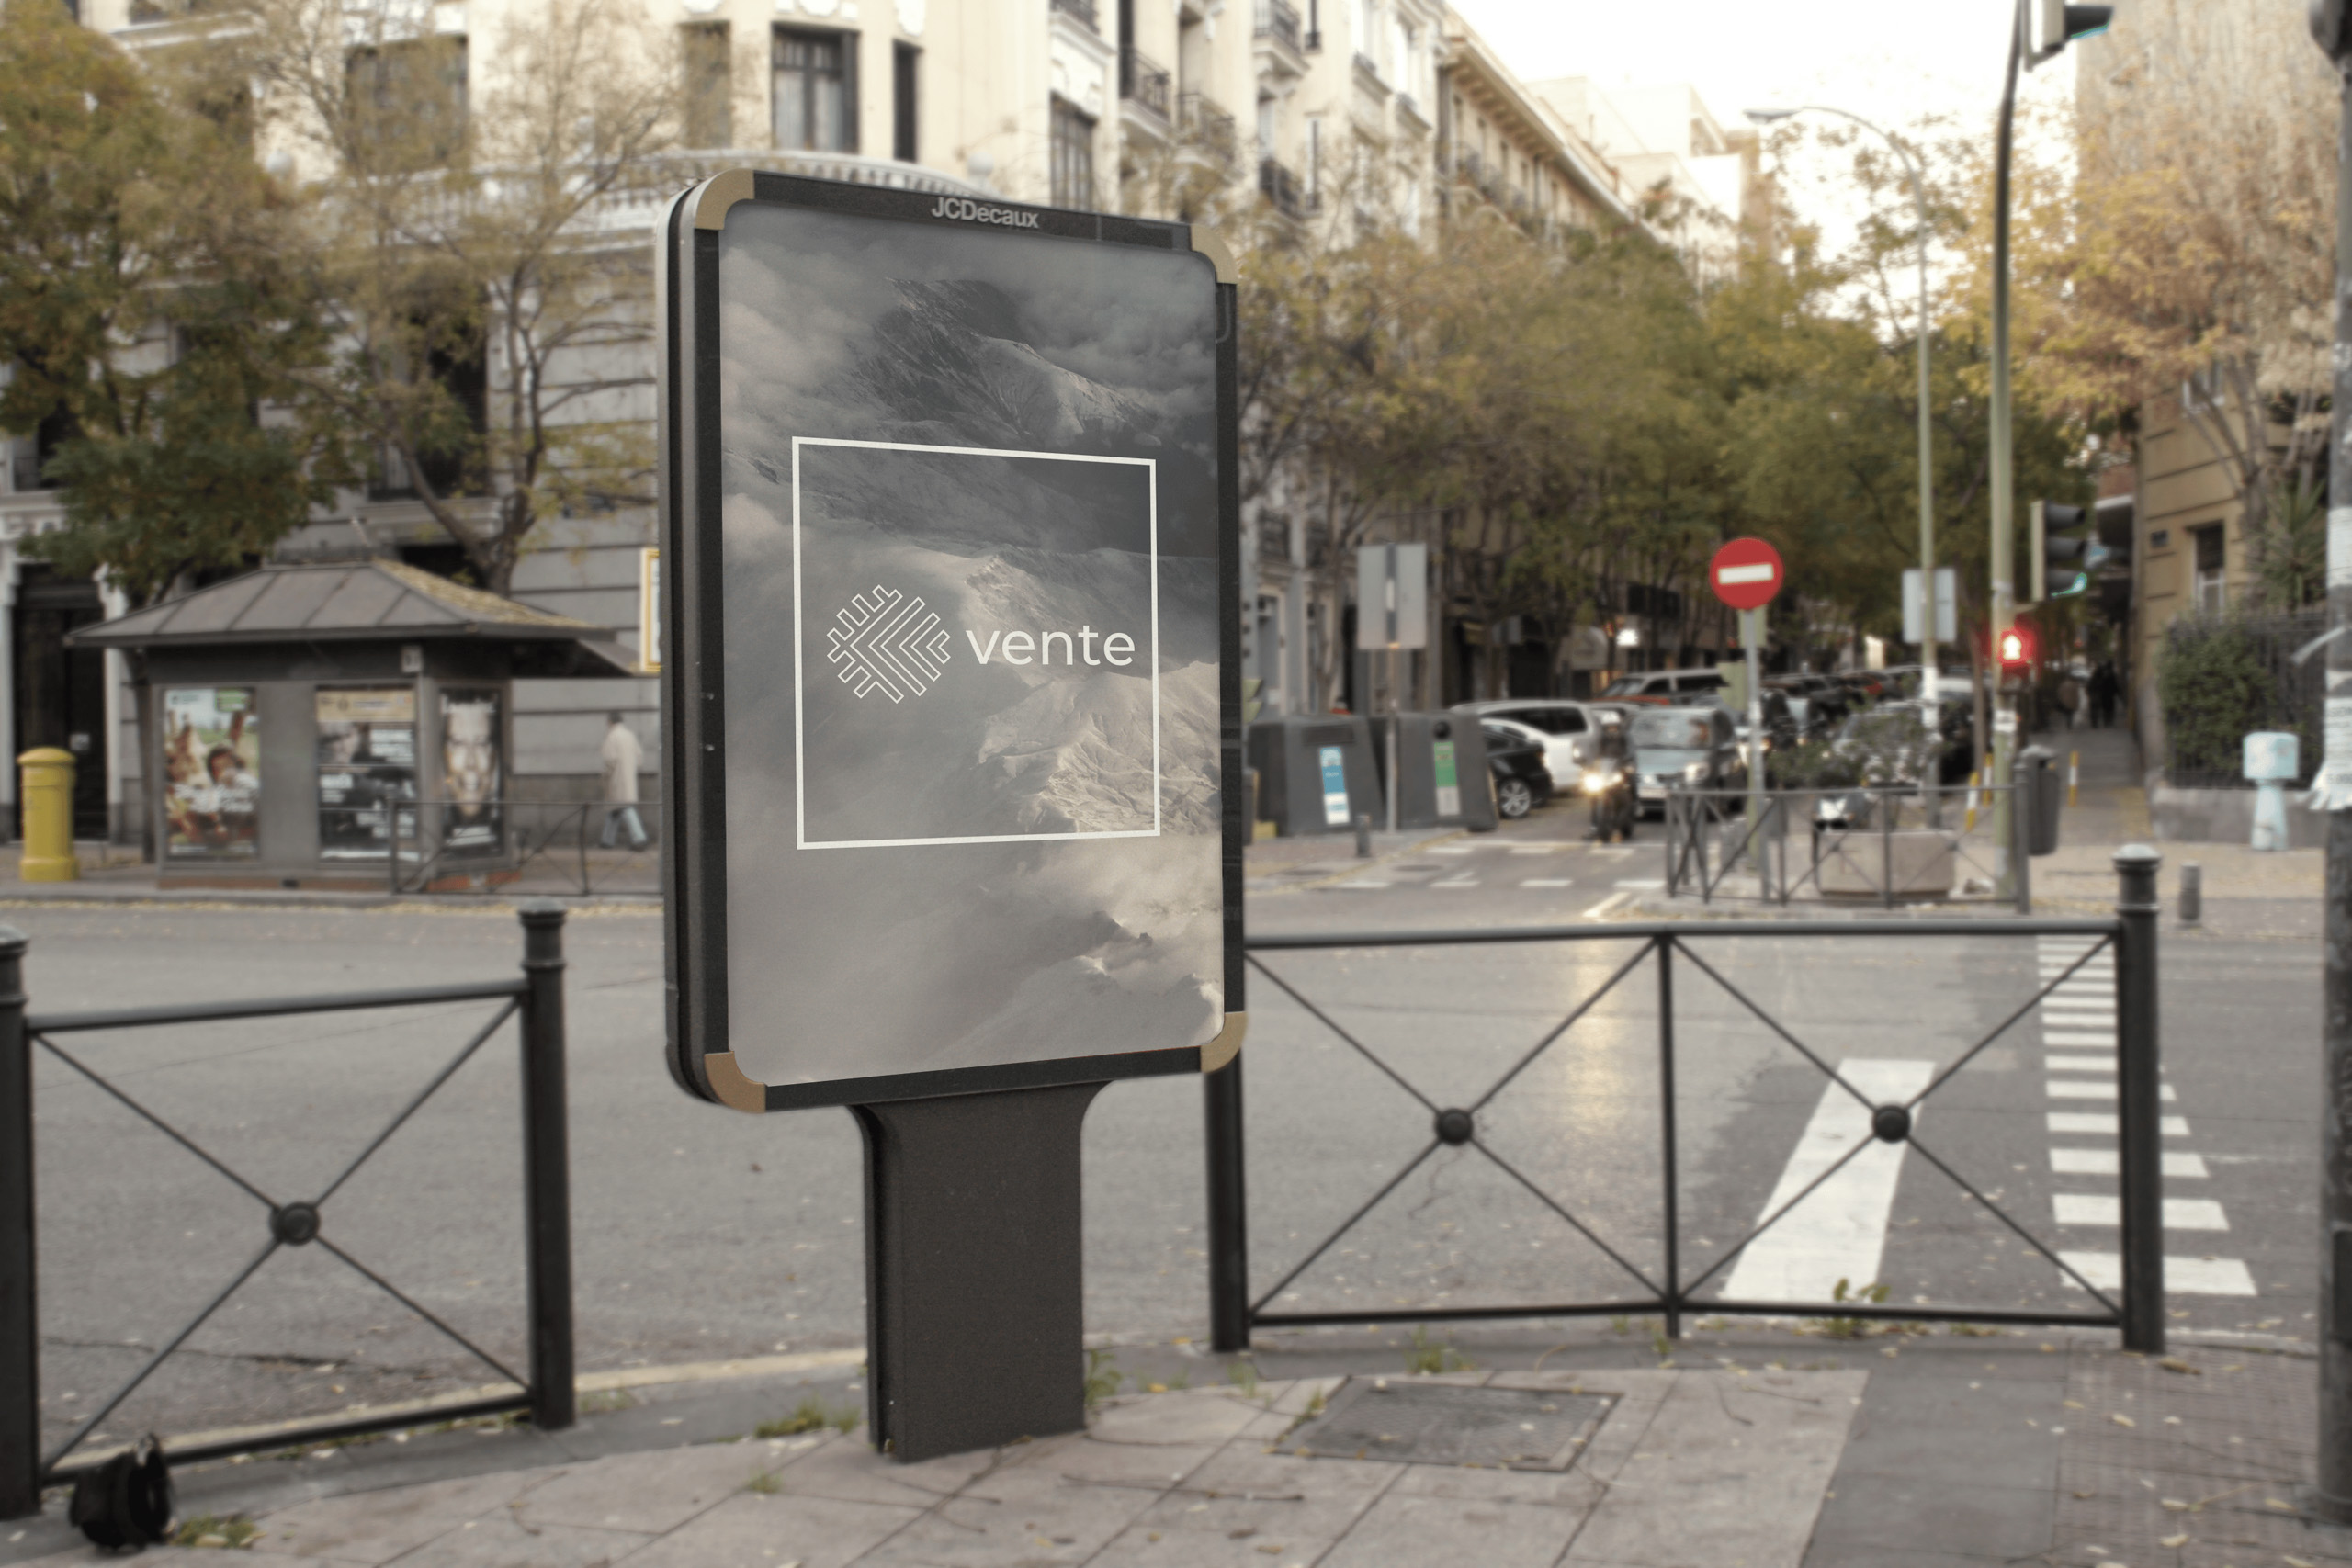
<box><xmin>0</xmin><ymin>907</ymin><xmax>577</xmax><ymax>1518</ymax></box>
<box><xmin>1210</xmin><ymin>853</ymin><xmax>2168</xmax><ymax>1359</ymax></box>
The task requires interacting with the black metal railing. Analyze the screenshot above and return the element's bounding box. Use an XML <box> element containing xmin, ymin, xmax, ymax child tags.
<box><xmin>1177</xmin><ymin>93</ymin><xmax>1239</xmax><ymax>168</ymax></box>
<box><xmin>304</xmin><ymin>799</ymin><xmax>660</xmax><ymax>896</ymax></box>
<box><xmin>1253</xmin><ymin>0</ymin><xmax>1301</xmax><ymax>52</ymax></box>
<box><xmin>0</xmin><ymin>907</ymin><xmax>575</xmax><ymax>1517</ymax></box>
<box><xmin>1664</xmin><ymin>783</ymin><xmax>2024</xmax><ymax>912</ymax></box>
<box><xmin>1259</xmin><ymin>157</ymin><xmax>1302</xmax><ymax>219</ymax></box>
<box><xmin>1203</xmin><ymin>852</ymin><xmax>2167</xmax><ymax>1357</ymax></box>
<box><xmin>1120</xmin><ymin>46</ymin><xmax>1171</xmax><ymax>120</ymax></box>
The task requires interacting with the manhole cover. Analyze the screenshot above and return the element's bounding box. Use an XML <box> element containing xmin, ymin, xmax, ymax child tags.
<box><xmin>1280</xmin><ymin>1380</ymin><xmax>1613</xmax><ymax>1470</ymax></box>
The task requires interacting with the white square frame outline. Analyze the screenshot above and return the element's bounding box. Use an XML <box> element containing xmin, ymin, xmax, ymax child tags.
<box><xmin>789</xmin><ymin>435</ymin><xmax>1161</xmax><ymax>851</ymax></box>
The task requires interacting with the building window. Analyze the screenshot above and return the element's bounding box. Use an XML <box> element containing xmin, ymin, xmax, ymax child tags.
<box><xmin>345</xmin><ymin>36</ymin><xmax>469</xmax><ymax>165</ymax></box>
<box><xmin>2192</xmin><ymin>524</ymin><xmax>2226</xmax><ymax>613</ymax></box>
<box><xmin>892</xmin><ymin>43</ymin><xmax>918</xmax><ymax>161</ymax></box>
<box><xmin>774</xmin><ymin>28</ymin><xmax>854</xmax><ymax>152</ymax></box>
<box><xmin>683</xmin><ymin>23</ymin><xmax>732</xmax><ymax>149</ymax></box>
<box><xmin>1050</xmin><ymin>95</ymin><xmax>1095</xmax><ymax>209</ymax></box>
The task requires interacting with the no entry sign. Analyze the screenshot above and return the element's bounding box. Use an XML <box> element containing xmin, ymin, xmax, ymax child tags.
<box><xmin>1710</xmin><ymin>537</ymin><xmax>1784</xmax><ymax>611</ymax></box>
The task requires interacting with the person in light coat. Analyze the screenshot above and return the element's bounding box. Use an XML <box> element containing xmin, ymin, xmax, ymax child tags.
<box><xmin>599</xmin><ymin>714</ymin><xmax>649</xmax><ymax>851</ymax></box>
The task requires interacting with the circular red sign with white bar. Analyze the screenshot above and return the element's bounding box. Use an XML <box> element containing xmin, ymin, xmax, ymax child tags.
<box><xmin>1709</xmin><ymin>536</ymin><xmax>1784</xmax><ymax>611</ymax></box>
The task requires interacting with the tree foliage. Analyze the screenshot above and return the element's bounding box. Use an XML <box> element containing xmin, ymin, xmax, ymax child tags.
<box><xmin>243</xmin><ymin>0</ymin><xmax>692</xmax><ymax>594</ymax></box>
<box><xmin>0</xmin><ymin>0</ymin><xmax>343</xmax><ymax>606</ymax></box>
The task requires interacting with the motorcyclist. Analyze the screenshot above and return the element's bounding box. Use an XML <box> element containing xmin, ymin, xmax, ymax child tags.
<box><xmin>1585</xmin><ymin>710</ymin><xmax>1634</xmax><ymax>842</ymax></box>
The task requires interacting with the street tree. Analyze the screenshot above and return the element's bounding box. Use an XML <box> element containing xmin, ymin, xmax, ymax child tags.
<box><xmin>2051</xmin><ymin>0</ymin><xmax>2336</xmax><ymax>604</ymax></box>
<box><xmin>0</xmin><ymin>0</ymin><xmax>344</xmax><ymax>608</ymax></box>
<box><xmin>247</xmin><ymin>0</ymin><xmax>691</xmax><ymax>595</ymax></box>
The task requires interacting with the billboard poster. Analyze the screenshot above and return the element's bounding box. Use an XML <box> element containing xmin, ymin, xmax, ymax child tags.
<box><xmin>162</xmin><ymin>687</ymin><xmax>259</xmax><ymax>858</ymax></box>
<box><xmin>661</xmin><ymin>173</ymin><xmax>1239</xmax><ymax>1111</ymax></box>
<box><xmin>438</xmin><ymin>688</ymin><xmax>503</xmax><ymax>856</ymax></box>
<box><xmin>316</xmin><ymin>687</ymin><xmax>417</xmax><ymax>860</ymax></box>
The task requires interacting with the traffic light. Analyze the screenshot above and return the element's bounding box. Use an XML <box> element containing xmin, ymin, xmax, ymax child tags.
<box><xmin>2030</xmin><ymin>500</ymin><xmax>2102</xmax><ymax>602</ymax></box>
<box><xmin>2031</xmin><ymin>0</ymin><xmax>2113</xmax><ymax>59</ymax></box>
<box><xmin>1997</xmin><ymin>624</ymin><xmax>2035</xmax><ymax>676</ymax></box>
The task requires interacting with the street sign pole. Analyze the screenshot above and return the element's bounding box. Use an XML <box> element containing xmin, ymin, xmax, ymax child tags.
<box><xmin>1707</xmin><ymin>537</ymin><xmax>1785</xmax><ymax>881</ymax></box>
<box><xmin>1743</xmin><ymin>607</ymin><xmax>1765</xmax><ymax>878</ymax></box>
<box><xmin>2309</xmin><ymin>0</ymin><xmax>2352</xmax><ymax>1520</ymax></box>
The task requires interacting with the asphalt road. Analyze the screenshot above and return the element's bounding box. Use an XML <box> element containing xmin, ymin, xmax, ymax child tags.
<box><xmin>9</xmin><ymin>796</ymin><xmax>2323</xmax><ymax>1464</ymax></box>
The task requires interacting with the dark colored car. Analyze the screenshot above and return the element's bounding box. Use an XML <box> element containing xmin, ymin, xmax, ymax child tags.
<box><xmin>1628</xmin><ymin>705</ymin><xmax>1745</xmax><ymax>815</ymax></box>
<box><xmin>1480</xmin><ymin>723</ymin><xmax>1555</xmax><ymax>819</ymax></box>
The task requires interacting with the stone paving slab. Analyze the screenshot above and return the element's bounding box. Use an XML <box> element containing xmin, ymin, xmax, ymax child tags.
<box><xmin>6</xmin><ymin>1370</ymin><xmax>1858</xmax><ymax>1568</ymax></box>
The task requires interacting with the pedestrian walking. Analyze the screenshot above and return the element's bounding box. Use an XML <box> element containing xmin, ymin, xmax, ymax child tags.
<box><xmin>2056</xmin><ymin>672</ymin><xmax>2083</xmax><ymax>732</ymax></box>
<box><xmin>599</xmin><ymin>713</ymin><xmax>649</xmax><ymax>851</ymax></box>
<box><xmin>2089</xmin><ymin>661</ymin><xmax>2119</xmax><ymax>729</ymax></box>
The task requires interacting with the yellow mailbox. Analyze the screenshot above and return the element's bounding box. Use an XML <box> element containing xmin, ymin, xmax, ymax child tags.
<box><xmin>17</xmin><ymin>747</ymin><xmax>78</xmax><ymax>882</ymax></box>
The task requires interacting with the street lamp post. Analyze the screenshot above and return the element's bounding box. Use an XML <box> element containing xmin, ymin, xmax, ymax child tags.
<box><xmin>1746</xmin><ymin>106</ymin><xmax>1938</xmax><ymax>711</ymax></box>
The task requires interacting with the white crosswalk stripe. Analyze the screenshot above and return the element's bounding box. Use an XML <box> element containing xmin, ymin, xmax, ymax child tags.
<box><xmin>2037</xmin><ymin>935</ymin><xmax>2249</xmax><ymax>1298</ymax></box>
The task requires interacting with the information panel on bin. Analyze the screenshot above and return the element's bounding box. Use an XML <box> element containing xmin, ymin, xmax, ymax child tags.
<box><xmin>657</xmin><ymin>171</ymin><xmax>1242</xmax><ymax>1113</ymax></box>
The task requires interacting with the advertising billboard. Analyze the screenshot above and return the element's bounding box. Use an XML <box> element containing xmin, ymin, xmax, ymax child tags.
<box><xmin>659</xmin><ymin>172</ymin><xmax>1240</xmax><ymax>1111</ymax></box>
<box><xmin>316</xmin><ymin>687</ymin><xmax>417</xmax><ymax>860</ymax></box>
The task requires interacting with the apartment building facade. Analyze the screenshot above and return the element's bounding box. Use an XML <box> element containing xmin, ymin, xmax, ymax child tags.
<box><xmin>6</xmin><ymin>0</ymin><xmax>1758</xmax><ymax>840</ymax></box>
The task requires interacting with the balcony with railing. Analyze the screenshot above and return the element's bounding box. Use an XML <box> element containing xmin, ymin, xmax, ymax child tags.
<box><xmin>1050</xmin><ymin>0</ymin><xmax>1099</xmax><ymax>31</ymax></box>
<box><xmin>1253</xmin><ymin>0</ymin><xmax>1302</xmax><ymax>53</ymax></box>
<box><xmin>1177</xmin><ymin>93</ymin><xmax>1239</xmax><ymax>169</ymax></box>
<box><xmin>1120</xmin><ymin>46</ymin><xmax>1172</xmax><ymax>121</ymax></box>
<box><xmin>1259</xmin><ymin>156</ymin><xmax>1302</xmax><ymax>220</ymax></box>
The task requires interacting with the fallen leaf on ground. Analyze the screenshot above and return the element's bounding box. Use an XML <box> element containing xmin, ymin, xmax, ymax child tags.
<box><xmin>2158</xmin><ymin>1358</ymin><xmax>2199</xmax><ymax>1375</ymax></box>
<box><xmin>2111</xmin><ymin>1414</ymin><xmax>2136</xmax><ymax>1427</ymax></box>
<box><xmin>2159</xmin><ymin>1533</ymin><xmax>2188</xmax><ymax>1547</ymax></box>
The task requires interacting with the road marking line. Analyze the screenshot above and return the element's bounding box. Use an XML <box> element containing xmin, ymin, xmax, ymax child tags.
<box><xmin>1521</xmin><ymin>878</ymin><xmax>1574</xmax><ymax>888</ymax></box>
<box><xmin>1592</xmin><ymin>846</ymin><xmax>1634</xmax><ymax>859</ymax></box>
<box><xmin>2047</xmin><ymin>1080</ymin><xmax>2177</xmax><ymax>1101</ymax></box>
<box><xmin>1508</xmin><ymin>846</ymin><xmax>1562</xmax><ymax>855</ymax></box>
<box><xmin>1584</xmin><ymin>891</ymin><xmax>1633</xmax><ymax>919</ymax></box>
<box><xmin>2052</xmin><ymin>1148</ymin><xmax>2208</xmax><ymax>1179</ymax></box>
<box><xmin>1614</xmin><ymin>878</ymin><xmax>1665</xmax><ymax>890</ymax></box>
<box><xmin>1430</xmin><ymin>875</ymin><xmax>1479</xmax><ymax>889</ymax></box>
<box><xmin>1333</xmin><ymin>882</ymin><xmax>1392</xmax><ymax>891</ymax></box>
<box><xmin>2046</xmin><ymin>1055</ymin><xmax>2113</xmax><ymax>1073</ymax></box>
<box><xmin>2045</xmin><ymin>1031</ymin><xmax>2120</xmax><ymax>1046</ymax></box>
<box><xmin>2053</xmin><ymin>1193</ymin><xmax>2230</xmax><ymax>1231</ymax></box>
<box><xmin>2059</xmin><ymin>1251</ymin><xmax>2256</xmax><ymax>1297</ymax></box>
<box><xmin>1427</xmin><ymin>846</ymin><xmax>1475</xmax><ymax>855</ymax></box>
<box><xmin>1720</xmin><ymin>1059</ymin><xmax>1937</xmax><ymax>1304</ymax></box>
<box><xmin>2047</xmin><ymin>1111</ymin><xmax>2190</xmax><ymax>1135</ymax></box>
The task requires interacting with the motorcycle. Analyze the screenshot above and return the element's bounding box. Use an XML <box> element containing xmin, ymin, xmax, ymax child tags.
<box><xmin>1582</xmin><ymin>758</ymin><xmax>1635</xmax><ymax>842</ymax></box>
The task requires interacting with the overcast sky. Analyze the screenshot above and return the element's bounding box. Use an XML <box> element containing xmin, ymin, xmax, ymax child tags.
<box><xmin>1448</xmin><ymin>0</ymin><xmax>2083</xmax><ymax>254</ymax></box>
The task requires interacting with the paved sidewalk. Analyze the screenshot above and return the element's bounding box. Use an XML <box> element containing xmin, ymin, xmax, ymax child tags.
<box><xmin>10</xmin><ymin>1330</ymin><xmax>2352</xmax><ymax>1567</ymax></box>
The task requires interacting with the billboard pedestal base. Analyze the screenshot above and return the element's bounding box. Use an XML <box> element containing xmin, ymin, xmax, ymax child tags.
<box><xmin>853</xmin><ymin>1081</ymin><xmax>1105</xmax><ymax>1462</ymax></box>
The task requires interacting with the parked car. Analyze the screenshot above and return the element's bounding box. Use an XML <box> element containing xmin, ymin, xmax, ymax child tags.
<box><xmin>1453</xmin><ymin>700</ymin><xmax>1601</xmax><ymax>779</ymax></box>
<box><xmin>1600</xmin><ymin>668</ymin><xmax>1729</xmax><ymax>703</ymax></box>
<box><xmin>1475</xmin><ymin>715</ymin><xmax>1581</xmax><ymax>791</ymax></box>
<box><xmin>1628</xmin><ymin>705</ymin><xmax>1745</xmax><ymax>815</ymax></box>
<box><xmin>1480</xmin><ymin>723</ymin><xmax>1555</xmax><ymax>819</ymax></box>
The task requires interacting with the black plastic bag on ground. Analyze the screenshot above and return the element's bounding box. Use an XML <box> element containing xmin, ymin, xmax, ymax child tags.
<box><xmin>68</xmin><ymin>1435</ymin><xmax>174</xmax><ymax>1550</ymax></box>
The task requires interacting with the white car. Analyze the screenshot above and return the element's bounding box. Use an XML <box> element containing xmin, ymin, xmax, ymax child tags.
<box><xmin>1476</xmin><ymin>716</ymin><xmax>1582</xmax><ymax>792</ymax></box>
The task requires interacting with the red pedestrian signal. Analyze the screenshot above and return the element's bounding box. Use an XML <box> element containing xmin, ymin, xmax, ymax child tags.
<box><xmin>1997</xmin><ymin>626</ymin><xmax>2033</xmax><ymax>671</ymax></box>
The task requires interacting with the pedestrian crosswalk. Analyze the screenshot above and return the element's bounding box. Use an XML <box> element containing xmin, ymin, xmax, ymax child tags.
<box><xmin>2036</xmin><ymin>935</ymin><xmax>2256</xmax><ymax>1298</ymax></box>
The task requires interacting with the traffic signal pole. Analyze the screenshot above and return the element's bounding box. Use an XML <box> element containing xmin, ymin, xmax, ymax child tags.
<box><xmin>1987</xmin><ymin>2</ymin><xmax>2024</xmax><ymax>897</ymax></box>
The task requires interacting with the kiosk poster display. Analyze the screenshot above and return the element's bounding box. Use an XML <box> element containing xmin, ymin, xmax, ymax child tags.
<box><xmin>659</xmin><ymin>170</ymin><xmax>1241</xmax><ymax>1461</ymax></box>
<box><xmin>316</xmin><ymin>688</ymin><xmax>417</xmax><ymax>861</ymax></box>
<box><xmin>162</xmin><ymin>687</ymin><xmax>259</xmax><ymax>858</ymax></box>
<box><xmin>439</xmin><ymin>689</ymin><xmax>504</xmax><ymax>856</ymax></box>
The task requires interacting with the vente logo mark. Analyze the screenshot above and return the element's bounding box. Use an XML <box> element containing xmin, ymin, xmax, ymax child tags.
<box><xmin>827</xmin><ymin>584</ymin><xmax>952</xmax><ymax>703</ymax></box>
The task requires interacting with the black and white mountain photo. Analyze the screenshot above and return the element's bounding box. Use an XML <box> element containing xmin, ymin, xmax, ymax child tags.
<box><xmin>715</xmin><ymin>203</ymin><xmax>1223</xmax><ymax>1089</ymax></box>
